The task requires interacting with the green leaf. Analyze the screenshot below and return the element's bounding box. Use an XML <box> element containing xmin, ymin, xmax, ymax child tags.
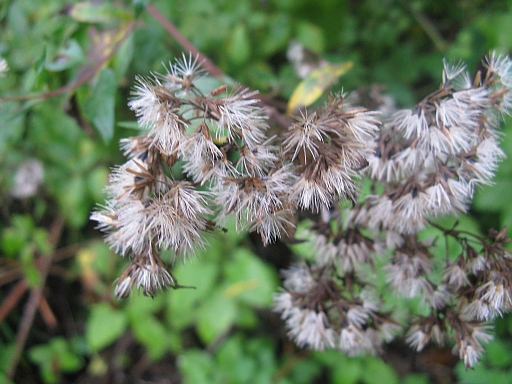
<box><xmin>126</xmin><ymin>291</ymin><xmax>165</xmax><ymax>317</ymax></box>
<box><xmin>401</xmin><ymin>373</ymin><xmax>430</xmax><ymax>384</ymax></box>
<box><xmin>474</xmin><ymin>179</ymin><xmax>512</xmax><ymax>212</ymax></box>
<box><xmin>29</xmin><ymin>338</ymin><xmax>83</xmax><ymax>384</ymax></box>
<box><xmin>178</xmin><ymin>350</ymin><xmax>221</xmax><ymax>384</ymax></box>
<box><xmin>68</xmin><ymin>2</ymin><xmax>132</xmax><ymax>24</ymax></box>
<box><xmin>34</xmin><ymin>46</ymin><xmax>47</xmax><ymax>74</ymax></box>
<box><xmin>130</xmin><ymin>314</ymin><xmax>168</xmax><ymax>360</ymax></box>
<box><xmin>223</xmin><ymin>248</ymin><xmax>278</xmax><ymax>307</ymax></box>
<box><xmin>167</xmin><ymin>259</ymin><xmax>220</xmax><ymax>330</ymax></box>
<box><xmin>112</xmin><ymin>34</ymin><xmax>134</xmax><ymax>81</ymax></box>
<box><xmin>287</xmin><ymin>61</ymin><xmax>353</xmax><ymax>114</ymax></box>
<box><xmin>196</xmin><ymin>290</ymin><xmax>237</xmax><ymax>344</ymax></box>
<box><xmin>45</xmin><ymin>39</ymin><xmax>86</xmax><ymax>72</ymax></box>
<box><xmin>455</xmin><ymin>360</ymin><xmax>512</xmax><ymax>384</ymax></box>
<box><xmin>295</xmin><ymin>21</ymin><xmax>325</xmax><ymax>54</ymax></box>
<box><xmin>86</xmin><ymin>303</ymin><xmax>127</xmax><ymax>352</ymax></box>
<box><xmin>56</xmin><ymin>176</ymin><xmax>89</xmax><ymax>228</ymax></box>
<box><xmin>0</xmin><ymin>102</ymin><xmax>25</xmax><ymax>156</ymax></box>
<box><xmin>330</xmin><ymin>355</ymin><xmax>362</xmax><ymax>384</ymax></box>
<box><xmin>133</xmin><ymin>0</ymin><xmax>150</xmax><ymax>18</ymax></box>
<box><xmin>360</xmin><ymin>356</ymin><xmax>398</xmax><ymax>384</ymax></box>
<box><xmin>216</xmin><ymin>335</ymin><xmax>256</xmax><ymax>383</ymax></box>
<box><xmin>227</xmin><ymin>23</ymin><xmax>251</xmax><ymax>65</ymax></box>
<box><xmin>84</xmin><ymin>69</ymin><xmax>116</xmax><ymax>143</ymax></box>
<box><xmin>485</xmin><ymin>340</ymin><xmax>512</xmax><ymax>368</ymax></box>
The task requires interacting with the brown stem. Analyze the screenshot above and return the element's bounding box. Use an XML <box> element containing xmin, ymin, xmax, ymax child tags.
<box><xmin>7</xmin><ymin>215</ymin><xmax>64</xmax><ymax>380</ymax></box>
<box><xmin>0</xmin><ymin>280</ymin><xmax>27</xmax><ymax>324</ymax></box>
<box><xmin>146</xmin><ymin>5</ymin><xmax>225</xmax><ymax>79</ymax></box>
<box><xmin>38</xmin><ymin>295</ymin><xmax>58</xmax><ymax>329</ymax></box>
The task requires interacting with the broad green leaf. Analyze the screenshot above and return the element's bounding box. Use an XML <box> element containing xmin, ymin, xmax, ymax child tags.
<box><xmin>360</xmin><ymin>356</ymin><xmax>398</xmax><ymax>384</ymax></box>
<box><xmin>178</xmin><ymin>350</ymin><xmax>220</xmax><ymax>384</ymax></box>
<box><xmin>327</xmin><ymin>353</ymin><xmax>363</xmax><ymax>384</ymax></box>
<box><xmin>86</xmin><ymin>303</ymin><xmax>127</xmax><ymax>352</ymax></box>
<box><xmin>56</xmin><ymin>176</ymin><xmax>89</xmax><ymax>228</ymax></box>
<box><xmin>84</xmin><ymin>68</ymin><xmax>116</xmax><ymax>143</ymax></box>
<box><xmin>287</xmin><ymin>61</ymin><xmax>353</xmax><ymax>114</ymax></box>
<box><xmin>112</xmin><ymin>34</ymin><xmax>134</xmax><ymax>81</ymax></box>
<box><xmin>455</xmin><ymin>360</ymin><xmax>512</xmax><ymax>384</ymax></box>
<box><xmin>485</xmin><ymin>340</ymin><xmax>512</xmax><ymax>368</ymax></box>
<box><xmin>196</xmin><ymin>290</ymin><xmax>237</xmax><ymax>344</ymax></box>
<box><xmin>130</xmin><ymin>314</ymin><xmax>168</xmax><ymax>360</ymax></box>
<box><xmin>68</xmin><ymin>2</ymin><xmax>132</xmax><ymax>24</ymax></box>
<box><xmin>126</xmin><ymin>290</ymin><xmax>165</xmax><ymax>316</ymax></box>
<box><xmin>296</xmin><ymin>21</ymin><xmax>325</xmax><ymax>54</ymax></box>
<box><xmin>290</xmin><ymin>357</ymin><xmax>322</xmax><ymax>384</ymax></box>
<box><xmin>45</xmin><ymin>39</ymin><xmax>86</xmax><ymax>72</ymax></box>
<box><xmin>474</xmin><ymin>179</ymin><xmax>512</xmax><ymax>211</ymax></box>
<box><xmin>216</xmin><ymin>335</ymin><xmax>256</xmax><ymax>383</ymax></box>
<box><xmin>223</xmin><ymin>248</ymin><xmax>278</xmax><ymax>307</ymax></box>
<box><xmin>167</xmin><ymin>260</ymin><xmax>220</xmax><ymax>330</ymax></box>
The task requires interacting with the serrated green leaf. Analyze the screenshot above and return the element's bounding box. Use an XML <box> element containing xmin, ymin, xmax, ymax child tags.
<box><xmin>86</xmin><ymin>303</ymin><xmax>127</xmax><ymax>352</ymax></box>
<box><xmin>287</xmin><ymin>61</ymin><xmax>353</xmax><ymax>114</ymax></box>
<box><xmin>84</xmin><ymin>68</ymin><xmax>116</xmax><ymax>143</ymax></box>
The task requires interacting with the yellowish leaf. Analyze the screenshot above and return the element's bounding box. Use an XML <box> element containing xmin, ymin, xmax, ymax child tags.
<box><xmin>287</xmin><ymin>61</ymin><xmax>353</xmax><ymax>115</ymax></box>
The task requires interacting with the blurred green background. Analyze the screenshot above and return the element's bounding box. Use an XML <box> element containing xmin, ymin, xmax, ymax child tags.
<box><xmin>1</xmin><ymin>0</ymin><xmax>512</xmax><ymax>383</ymax></box>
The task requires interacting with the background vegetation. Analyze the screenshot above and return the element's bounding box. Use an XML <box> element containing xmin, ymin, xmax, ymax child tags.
<box><xmin>1</xmin><ymin>0</ymin><xmax>512</xmax><ymax>383</ymax></box>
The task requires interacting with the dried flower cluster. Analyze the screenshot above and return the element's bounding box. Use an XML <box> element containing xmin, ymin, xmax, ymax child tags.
<box><xmin>92</xmin><ymin>53</ymin><xmax>512</xmax><ymax>367</ymax></box>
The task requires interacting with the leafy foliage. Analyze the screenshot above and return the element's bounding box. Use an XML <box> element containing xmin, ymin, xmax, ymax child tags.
<box><xmin>1</xmin><ymin>0</ymin><xmax>512</xmax><ymax>383</ymax></box>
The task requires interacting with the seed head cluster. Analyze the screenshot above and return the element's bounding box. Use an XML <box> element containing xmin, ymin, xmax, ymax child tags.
<box><xmin>92</xmin><ymin>53</ymin><xmax>512</xmax><ymax>367</ymax></box>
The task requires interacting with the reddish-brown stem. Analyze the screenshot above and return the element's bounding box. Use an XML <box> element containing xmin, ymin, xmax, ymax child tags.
<box><xmin>38</xmin><ymin>296</ymin><xmax>58</xmax><ymax>329</ymax></box>
<box><xmin>7</xmin><ymin>215</ymin><xmax>64</xmax><ymax>381</ymax></box>
<box><xmin>0</xmin><ymin>280</ymin><xmax>27</xmax><ymax>324</ymax></box>
<box><xmin>146</xmin><ymin>4</ymin><xmax>225</xmax><ymax>79</ymax></box>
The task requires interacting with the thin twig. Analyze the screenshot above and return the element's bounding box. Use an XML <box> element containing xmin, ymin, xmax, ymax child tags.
<box><xmin>146</xmin><ymin>5</ymin><xmax>225</xmax><ymax>79</ymax></box>
<box><xmin>7</xmin><ymin>215</ymin><xmax>64</xmax><ymax>380</ymax></box>
<box><xmin>38</xmin><ymin>296</ymin><xmax>58</xmax><ymax>329</ymax></box>
<box><xmin>0</xmin><ymin>280</ymin><xmax>27</xmax><ymax>324</ymax></box>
